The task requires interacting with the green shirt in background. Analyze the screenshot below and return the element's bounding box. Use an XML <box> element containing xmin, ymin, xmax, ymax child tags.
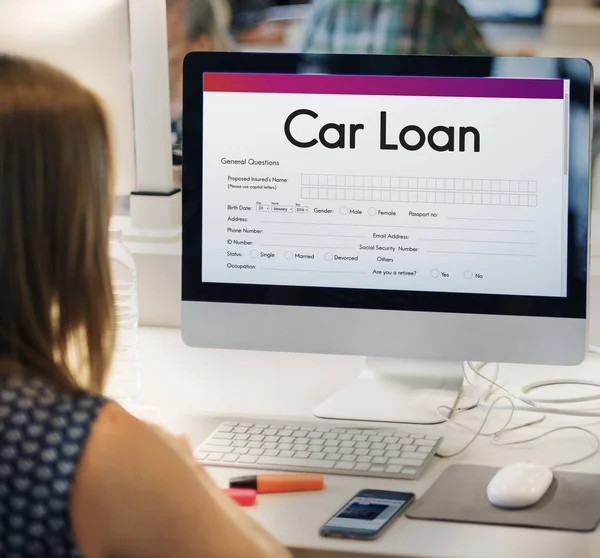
<box><xmin>301</xmin><ymin>0</ymin><xmax>491</xmax><ymax>56</ymax></box>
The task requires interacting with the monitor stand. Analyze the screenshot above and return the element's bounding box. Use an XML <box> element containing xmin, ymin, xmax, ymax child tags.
<box><xmin>313</xmin><ymin>358</ymin><xmax>464</xmax><ymax>425</ymax></box>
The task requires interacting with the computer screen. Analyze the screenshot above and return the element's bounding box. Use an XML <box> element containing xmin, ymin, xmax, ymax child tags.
<box><xmin>182</xmin><ymin>53</ymin><xmax>591</xmax><ymax>367</ymax></box>
<box><xmin>459</xmin><ymin>0</ymin><xmax>545</xmax><ymax>22</ymax></box>
<box><xmin>201</xmin><ymin>72</ymin><xmax>568</xmax><ymax>299</ymax></box>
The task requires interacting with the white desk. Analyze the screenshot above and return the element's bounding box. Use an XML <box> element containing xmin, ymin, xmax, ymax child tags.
<box><xmin>134</xmin><ymin>326</ymin><xmax>600</xmax><ymax>558</ymax></box>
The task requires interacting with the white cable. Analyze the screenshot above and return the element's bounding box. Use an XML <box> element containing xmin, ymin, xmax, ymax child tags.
<box><xmin>493</xmin><ymin>426</ymin><xmax>600</xmax><ymax>469</ymax></box>
<box><xmin>436</xmin><ymin>360</ymin><xmax>600</xmax><ymax>467</ymax></box>
<box><xmin>436</xmin><ymin>396</ymin><xmax>516</xmax><ymax>459</ymax></box>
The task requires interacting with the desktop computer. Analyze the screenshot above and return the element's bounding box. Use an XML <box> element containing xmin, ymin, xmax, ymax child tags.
<box><xmin>182</xmin><ymin>53</ymin><xmax>592</xmax><ymax>433</ymax></box>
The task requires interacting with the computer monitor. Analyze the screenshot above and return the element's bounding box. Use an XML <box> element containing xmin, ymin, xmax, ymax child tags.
<box><xmin>0</xmin><ymin>0</ymin><xmax>172</xmax><ymax>198</ymax></box>
<box><xmin>459</xmin><ymin>0</ymin><xmax>547</xmax><ymax>23</ymax></box>
<box><xmin>181</xmin><ymin>53</ymin><xmax>592</xmax><ymax>424</ymax></box>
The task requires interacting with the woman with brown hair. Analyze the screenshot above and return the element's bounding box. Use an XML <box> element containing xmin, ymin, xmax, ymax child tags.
<box><xmin>0</xmin><ymin>55</ymin><xmax>292</xmax><ymax>558</ymax></box>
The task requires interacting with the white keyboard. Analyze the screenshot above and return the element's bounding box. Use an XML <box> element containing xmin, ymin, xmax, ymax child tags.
<box><xmin>194</xmin><ymin>420</ymin><xmax>442</xmax><ymax>480</ymax></box>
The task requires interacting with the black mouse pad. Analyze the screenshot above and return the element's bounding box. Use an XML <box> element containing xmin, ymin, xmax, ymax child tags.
<box><xmin>407</xmin><ymin>464</ymin><xmax>600</xmax><ymax>532</ymax></box>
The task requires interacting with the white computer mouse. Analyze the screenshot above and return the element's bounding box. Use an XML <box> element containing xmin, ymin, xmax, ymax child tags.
<box><xmin>486</xmin><ymin>462</ymin><xmax>554</xmax><ymax>509</ymax></box>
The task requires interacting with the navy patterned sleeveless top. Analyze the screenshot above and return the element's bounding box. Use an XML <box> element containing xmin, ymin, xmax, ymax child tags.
<box><xmin>0</xmin><ymin>373</ymin><xmax>105</xmax><ymax>557</ymax></box>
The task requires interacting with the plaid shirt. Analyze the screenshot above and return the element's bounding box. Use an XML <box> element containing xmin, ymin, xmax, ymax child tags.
<box><xmin>301</xmin><ymin>0</ymin><xmax>491</xmax><ymax>56</ymax></box>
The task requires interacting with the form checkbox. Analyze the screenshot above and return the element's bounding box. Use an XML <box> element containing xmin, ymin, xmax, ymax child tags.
<box><xmin>446</xmin><ymin>192</ymin><xmax>455</xmax><ymax>203</ymax></box>
<box><xmin>364</xmin><ymin>189</ymin><xmax>373</xmax><ymax>201</ymax></box>
<box><xmin>418</xmin><ymin>192</ymin><xmax>426</xmax><ymax>203</ymax></box>
<box><xmin>355</xmin><ymin>189</ymin><xmax>364</xmax><ymax>200</ymax></box>
<box><xmin>336</xmin><ymin>189</ymin><xmax>346</xmax><ymax>200</ymax></box>
<box><xmin>301</xmin><ymin>187</ymin><xmax>309</xmax><ymax>198</ymax></box>
<box><xmin>473</xmin><ymin>180</ymin><xmax>482</xmax><ymax>191</ymax></box>
<box><xmin>310</xmin><ymin>174</ymin><xmax>319</xmax><ymax>186</ymax></box>
<box><xmin>510</xmin><ymin>181</ymin><xmax>519</xmax><ymax>192</ymax></box>
<box><xmin>310</xmin><ymin>188</ymin><xmax>319</xmax><ymax>199</ymax></box>
<box><xmin>409</xmin><ymin>178</ymin><xmax>418</xmax><ymax>189</ymax></box>
<box><xmin>427</xmin><ymin>178</ymin><xmax>436</xmax><ymax>190</ymax></box>
<box><xmin>519</xmin><ymin>181</ymin><xmax>528</xmax><ymax>192</ymax></box>
<box><xmin>464</xmin><ymin>180</ymin><xmax>473</xmax><ymax>190</ymax></box>
<box><xmin>436</xmin><ymin>192</ymin><xmax>445</xmax><ymax>203</ymax></box>
<box><xmin>418</xmin><ymin>178</ymin><xmax>427</xmax><ymax>189</ymax></box>
<box><xmin>373</xmin><ymin>176</ymin><xmax>382</xmax><ymax>188</ymax></box>
<box><xmin>355</xmin><ymin>176</ymin><xmax>364</xmax><ymax>187</ymax></box>
<box><xmin>455</xmin><ymin>179</ymin><xmax>464</xmax><ymax>190</ymax></box>
<box><xmin>427</xmin><ymin>192</ymin><xmax>435</xmax><ymax>203</ymax></box>
<box><xmin>446</xmin><ymin>179</ymin><xmax>455</xmax><ymax>190</ymax></box>
<box><xmin>391</xmin><ymin>177</ymin><xmax>399</xmax><ymax>188</ymax></box>
<box><xmin>482</xmin><ymin>193</ymin><xmax>491</xmax><ymax>205</ymax></box>
<box><xmin>519</xmin><ymin>195</ymin><xmax>528</xmax><ymax>206</ymax></box>
<box><xmin>529</xmin><ymin>195</ymin><xmax>537</xmax><ymax>206</ymax></box>
<box><xmin>346</xmin><ymin>189</ymin><xmax>355</xmax><ymax>200</ymax></box>
<box><xmin>501</xmin><ymin>181</ymin><xmax>510</xmax><ymax>192</ymax></box>
<box><xmin>364</xmin><ymin>176</ymin><xmax>373</xmax><ymax>187</ymax></box>
<box><xmin>301</xmin><ymin>174</ymin><xmax>309</xmax><ymax>185</ymax></box>
<box><xmin>473</xmin><ymin>193</ymin><xmax>482</xmax><ymax>204</ymax></box>
<box><xmin>346</xmin><ymin>175</ymin><xmax>355</xmax><ymax>187</ymax></box>
<box><xmin>501</xmin><ymin>194</ymin><xmax>510</xmax><ymax>205</ymax></box>
<box><xmin>409</xmin><ymin>191</ymin><xmax>418</xmax><ymax>202</ymax></box>
<box><xmin>319</xmin><ymin>175</ymin><xmax>327</xmax><ymax>186</ymax></box>
<box><xmin>455</xmin><ymin>192</ymin><xmax>464</xmax><ymax>204</ymax></box>
<box><xmin>328</xmin><ymin>189</ymin><xmax>336</xmax><ymax>199</ymax></box>
<box><xmin>382</xmin><ymin>176</ymin><xmax>391</xmax><ymax>188</ymax></box>
<box><xmin>491</xmin><ymin>194</ymin><xmax>500</xmax><ymax>205</ymax></box>
<box><xmin>529</xmin><ymin>182</ymin><xmax>537</xmax><ymax>193</ymax></box>
<box><xmin>400</xmin><ymin>191</ymin><xmax>408</xmax><ymax>202</ymax></box>
<box><xmin>436</xmin><ymin>178</ymin><xmax>445</xmax><ymax>190</ymax></box>
<box><xmin>337</xmin><ymin>175</ymin><xmax>345</xmax><ymax>186</ymax></box>
<box><xmin>492</xmin><ymin>181</ymin><xmax>501</xmax><ymax>191</ymax></box>
<box><xmin>464</xmin><ymin>193</ymin><xmax>473</xmax><ymax>204</ymax></box>
<box><xmin>401</xmin><ymin>178</ymin><xmax>410</xmax><ymax>190</ymax></box>
<box><xmin>319</xmin><ymin>188</ymin><xmax>327</xmax><ymax>199</ymax></box>
<box><xmin>328</xmin><ymin>175</ymin><xmax>336</xmax><ymax>186</ymax></box>
<box><xmin>510</xmin><ymin>194</ymin><xmax>519</xmax><ymax>205</ymax></box>
<box><xmin>391</xmin><ymin>191</ymin><xmax>400</xmax><ymax>201</ymax></box>
<box><xmin>482</xmin><ymin>180</ymin><xmax>491</xmax><ymax>191</ymax></box>
<box><xmin>382</xmin><ymin>190</ymin><xmax>391</xmax><ymax>201</ymax></box>
<box><xmin>373</xmin><ymin>190</ymin><xmax>382</xmax><ymax>201</ymax></box>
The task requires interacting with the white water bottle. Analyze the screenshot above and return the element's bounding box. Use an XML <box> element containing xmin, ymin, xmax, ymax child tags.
<box><xmin>106</xmin><ymin>229</ymin><xmax>141</xmax><ymax>403</ymax></box>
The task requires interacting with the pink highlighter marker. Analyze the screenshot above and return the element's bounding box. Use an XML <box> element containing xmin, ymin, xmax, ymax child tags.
<box><xmin>223</xmin><ymin>488</ymin><xmax>257</xmax><ymax>507</ymax></box>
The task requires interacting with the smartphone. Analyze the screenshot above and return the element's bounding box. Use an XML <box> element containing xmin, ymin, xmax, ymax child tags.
<box><xmin>319</xmin><ymin>489</ymin><xmax>415</xmax><ymax>540</ymax></box>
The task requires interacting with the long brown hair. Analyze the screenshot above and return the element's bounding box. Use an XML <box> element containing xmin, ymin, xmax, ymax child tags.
<box><xmin>0</xmin><ymin>56</ymin><xmax>115</xmax><ymax>393</ymax></box>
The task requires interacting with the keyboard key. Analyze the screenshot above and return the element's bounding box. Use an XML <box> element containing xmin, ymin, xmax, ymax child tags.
<box><xmin>386</xmin><ymin>444</ymin><xmax>402</xmax><ymax>451</ymax></box>
<box><xmin>354</xmin><ymin>448</ymin><xmax>369</xmax><ymax>456</ymax></box>
<box><xmin>223</xmin><ymin>422</ymin><xmax>238</xmax><ymax>427</ymax></box>
<box><xmin>338</xmin><ymin>448</ymin><xmax>353</xmax><ymax>455</ymax></box>
<box><xmin>322</xmin><ymin>433</ymin><xmax>338</xmax><ymax>440</ymax></box>
<box><xmin>399</xmin><ymin>437</ymin><xmax>413</xmax><ymax>444</ymax></box>
<box><xmin>295</xmin><ymin>445</ymin><xmax>309</xmax><ymax>452</ymax></box>
<box><xmin>206</xmin><ymin>453</ymin><xmax>224</xmax><ymax>461</ymax></box>
<box><xmin>308</xmin><ymin>432</ymin><xmax>322</xmax><ymax>439</ymax></box>
<box><xmin>418</xmin><ymin>446</ymin><xmax>430</xmax><ymax>453</ymax></box>
<box><xmin>238</xmin><ymin>455</ymin><xmax>258</xmax><ymax>464</ymax></box>
<box><xmin>355</xmin><ymin>442</ymin><xmax>369</xmax><ymax>449</ymax></box>
<box><xmin>370</xmin><ymin>466</ymin><xmax>385</xmax><ymax>472</ymax></box>
<box><xmin>356</xmin><ymin>456</ymin><xmax>372</xmax><ymax>463</ymax></box>
<box><xmin>384</xmin><ymin>437</ymin><xmax>399</xmax><ymax>444</ymax></box>
<box><xmin>254</xmin><ymin>423</ymin><xmax>269</xmax><ymax>429</ymax></box>
<box><xmin>368</xmin><ymin>436</ymin><xmax>383</xmax><ymax>443</ymax></box>
<box><xmin>232</xmin><ymin>441</ymin><xmax>247</xmax><ymax>448</ymax></box>
<box><xmin>233</xmin><ymin>427</ymin><xmax>248</xmax><ymax>434</ymax></box>
<box><xmin>347</xmin><ymin>429</ymin><xmax>363</xmax><ymax>435</ymax></box>
<box><xmin>412</xmin><ymin>433</ymin><xmax>425</xmax><ymax>439</ymax></box>
<box><xmin>341</xmin><ymin>454</ymin><xmax>356</xmax><ymax>462</ymax></box>
<box><xmin>213</xmin><ymin>433</ymin><xmax>234</xmax><ymax>440</ymax></box>
<box><xmin>223</xmin><ymin>454</ymin><xmax>239</xmax><ymax>463</ymax></box>
<box><xmin>385</xmin><ymin>450</ymin><xmax>400</xmax><ymax>458</ymax></box>
<box><xmin>324</xmin><ymin>440</ymin><xmax>340</xmax><ymax>447</ymax></box>
<box><xmin>248</xmin><ymin>442</ymin><xmax>262</xmax><ymax>449</ymax></box>
<box><xmin>292</xmin><ymin>431</ymin><xmax>308</xmax><ymax>438</ymax></box>
<box><xmin>249</xmin><ymin>449</ymin><xmax>264</xmax><ymax>456</ymax></box>
<box><xmin>403</xmin><ymin>468</ymin><xmax>419</xmax><ymax>477</ymax></box>
<box><xmin>208</xmin><ymin>438</ymin><xmax>232</xmax><ymax>447</ymax></box>
<box><xmin>325</xmin><ymin>453</ymin><xmax>341</xmax><ymax>461</ymax></box>
<box><xmin>354</xmin><ymin>463</ymin><xmax>371</xmax><ymax>471</ymax></box>
<box><xmin>234</xmin><ymin>447</ymin><xmax>249</xmax><ymax>455</ymax></box>
<box><xmin>279</xmin><ymin>430</ymin><xmax>293</xmax><ymax>437</ymax></box>
<box><xmin>387</xmin><ymin>465</ymin><xmax>402</xmax><ymax>474</ymax></box>
<box><xmin>295</xmin><ymin>451</ymin><xmax>310</xmax><ymax>458</ymax></box>
<box><xmin>235</xmin><ymin>434</ymin><xmax>250</xmax><ymax>441</ymax></box>
<box><xmin>195</xmin><ymin>451</ymin><xmax>208</xmax><ymax>460</ymax></box>
<box><xmin>369</xmin><ymin>449</ymin><xmax>384</xmax><ymax>457</ymax></box>
<box><xmin>353</xmin><ymin>435</ymin><xmax>368</xmax><ymax>442</ymax></box>
<box><xmin>200</xmin><ymin>445</ymin><xmax>233</xmax><ymax>454</ymax></box>
<box><xmin>401</xmin><ymin>452</ymin><xmax>426</xmax><ymax>461</ymax></box>
<box><xmin>338</xmin><ymin>434</ymin><xmax>352</xmax><ymax>441</ymax></box>
<box><xmin>416</xmin><ymin>438</ymin><xmax>437</xmax><ymax>446</ymax></box>
<box><xmin>249</xmin><ymin>435</ymin><xmax>264</xmax><ymax>442</ymax></box>
<box><xmin>335</xmin><ymin>462</ymin><xmax>355</xmax><ymax>470</ymax></box>
<box><xmin>239</xmin><ymin>422</ymin><xmax>253</xmax><ymax>427</ymax></box>
<box><xmin>426</xmin><ymin>435</ymin><xmax>440</xmax><ymax>440</ymax></box>
<box><xmin>264</xmin><ymin>449</ymin><xmax>280</xmax><ymax>457</ymax></box>
<box><xmin>340</xmin><ymin>441</ymin><xmax>355</xmax><ymax>448</ymax></box>
<box><xmin>257</xmin><ymin>456</ymin><xmax>336</xmax><ymax>469</ymax></box>
<box><xmin>263</xmin><ymin>442</ymin><xmax>277</xmax><ymax>450</ymax></box>
<box><xmin>403</xmin><ymin>445</ymin><xmax>417</xmax><ymax>453</ymax></box>
<box><xmin>310</xmin><ymin>439</ymin><xmax>325</xmax><ymax>446</ymax></box>
<box><xmin>389</xmin><ymin>458</ymin><xmax>423</xmax><ymax>467</ymax></box>
<box><xmin>372</xmin><ymin>457</ymin><xmax>388</xmax><ymax>465</ymax></box>
<box><xmin>264</xmin><ymin>436</ymin><xmax>279</xmax><ymax>443</ymax></box>
<box><xmin>310</xmin><ymin>452</ymin><xmax>327</xmax><ymax>460</ymax></box>
<box><xmin>279</xmin><ymin>451</ymin><xmax>295</xmax><ymax>458</ymax></box>
<box><xmin>315</xmin><ymin>426</ymin><xmax>331</xmax><ymax>433</ymax></box>
<box><xmin>278</xmin><ymin>443</ymin><xmax>292</xmax><ymax>451</ymax></box>
<box><xmin>248</xmin><ymin>427</ymin><xmax>263</xmax><ymax>434</ymax></box>
<box><xmin>280</xmin><ymin>437</ymin><xmax>294</xmax><ymax>443</ymax></box>
<box><xmin>371</xmin><ymin>443</ymin><xmax>385</xmax><ymax>450</ymax></box>
<box><xmin>263</xmin><ymin>429</ymin><xmax>278</xmax><ymax>436</ymax></box>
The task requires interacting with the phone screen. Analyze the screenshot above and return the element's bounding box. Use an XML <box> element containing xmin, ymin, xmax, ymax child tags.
<box><xmin>321</xmin><ymin>490</ymin><xmax>414</xmax><ymax>539</ymax></box>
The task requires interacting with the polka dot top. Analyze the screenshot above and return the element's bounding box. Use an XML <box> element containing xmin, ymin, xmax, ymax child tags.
<box><xmin>0</xmin><ymin>373</ymin><xmax>105</xmax><ymax>557</ymax></box>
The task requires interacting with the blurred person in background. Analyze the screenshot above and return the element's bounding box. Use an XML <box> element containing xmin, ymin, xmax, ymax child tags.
<box><xmin>0</xmin><ymin>54</ymin><xmax>293</xmax><ymax>558</ymax></box>
<box><xmin>302</xmin><ymin>0</ymin><xmax>491</xmax><ymax>56</ymax></box>
<box><xmin>167</xmin><ymin>0</ymin><xmax>236</xmax><ymax>154</ymax></box>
